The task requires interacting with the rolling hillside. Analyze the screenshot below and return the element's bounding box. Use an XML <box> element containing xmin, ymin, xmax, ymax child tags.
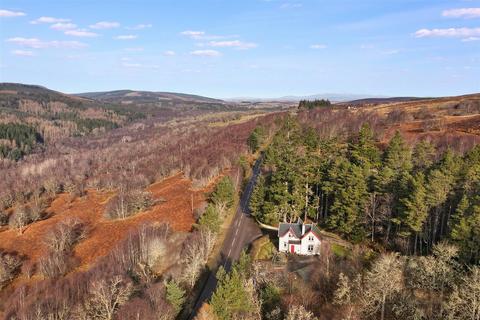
<box><xmin>0</xmin><ymin>83</ymin><xmax>139</xmax><ymax>159</ymax></box>
<box><xmin>76</xmin><ymin>89</ymin><xmax>224</xmax><ymax>104</ymax></box>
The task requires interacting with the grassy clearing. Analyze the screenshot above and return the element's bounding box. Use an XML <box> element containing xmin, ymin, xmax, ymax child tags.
<box><xmin>250</xmin><ymin>235</ymin><xmax>276</xmax><ymax>261</ymax></box>
<box><xmin>208</xmin><ymin>112</ymin><xmax>266</xmax><ymax>127</ymax></box>
<box><xmin>331</xmin><ymin>243</ymin><xmax>349</xmax><ymax>258</ymax></box>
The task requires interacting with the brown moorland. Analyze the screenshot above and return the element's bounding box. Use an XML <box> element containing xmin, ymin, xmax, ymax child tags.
<box><xmin>0</xmin><ymin>173</ymin><xmax>208</xmax><ymax>286</ymax></box>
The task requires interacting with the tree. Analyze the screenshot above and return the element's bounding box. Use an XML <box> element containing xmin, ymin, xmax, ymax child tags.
<box><xmin>210</xmin><ymin>267</ymin><xmax>253</xmax><ymax>320</ymax></box>
<box><xmin>349</xmin><ymin>123</ymin><xmax>381</xmax><ymax>169</ymax></box>
<box><xmin>298</xmin><ymin>99</ymin><xmax>331</xmax><ymax>109</ymax></box>
<box><xmin>285</xmin><ymin>305</ymin><xmax>317</xmax><ymax>320</ymax></box>
<box><xmin>450</xmin><ymin>197</ymin><xmax>480</xmax><ymax>263</ymax></box>
<box><xmin>445</xmin><ymin>266</ymin><xmax>480</xmax><ymax>320</ymax></box>
<box><xmin>399</xmin><ymin>172</ymin><xmax>428</xmax><ymax>253</ymax></box>
<box><xmin>249</xmin><ymin>175</ymin><xmax>265</xmax><ymax>218</ymax></box>
<box><xmin>165</xmin><ymin>280</ymin><xmax>186</xmax><ymax>315</ymax></box>
<box><xmin>247</xmin><ymin>126</ymin><xmax>265</xmax><ymax>153</ymax></box>
<box><xmin>81</xmin><ymin>276</ymin><xmax>133</xmax><ymax>320</ymax></box>
<box><xmin>362</xmin><ymin>253</ymin><xmax>403</xmax><ymax>320</ymax></box>
<box><xmin>0</xmin><ymin>252</ymin><xmax>22</xmax><ymax>289</ymax></box>
<box><xmin>325</xmin><ymin>158</ymin><xmax>369</xmax><ymax>240</ymax></box>
<box><xmin>383</xmin><ymin>131</ymin><xmax>412</xmax><ymax>173</ymax></box>
<box><xmin>211</xmin><ymin>176</ymin><xmax>235</xmax><ymax>209</ymax></box>
<box><xmin>405</xmin><ymin>242</ymin><xmax>459</xmax><ymax>317</ymax></box>
<box><xmin>8</xmin><ymin>206</ymin><xmax>31</xmax><ymax>234</ymax></box>
<box><xmin>198</xmin><ymin>204</ymin><xmax>221</xmax><ymax>233</ymax></box>
<box><xmin>334</xmin><ymin>273</ymin><xmax>362</xmax><ymax>320</ymax></box>
<box><xmin>412</xmin><ymin>140</ymin><xmax>436</xmax><ymax>172</ymax></box>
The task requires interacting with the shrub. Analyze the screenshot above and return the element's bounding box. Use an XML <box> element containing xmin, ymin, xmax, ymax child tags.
<box><xmin>104</xmin><ymin>188</ymin><xmax>154</xmax><ymax>220</ymax></box>
<box><xmin>44</xmin><ymin>218</ymin><xmax>86</xmax><ymax>254</ymax></box>
<box><xmin>0</xmin><ymin>252</ymin><xmax>22</xmax><ymax>289</ymax></box>
<box><xmin>38</xmin><ymin>252</ymin><xmax>71</xmax><ymax>278</ymax></box>
<box><xmin>8</xmin><ymin>206</ymin><xmax>32</xmax><ymax>233</ymax></box>
<box><xmin>0</xmin><ymin>211</ymin><xmax>9</xmax><ymax>226</ymax></box>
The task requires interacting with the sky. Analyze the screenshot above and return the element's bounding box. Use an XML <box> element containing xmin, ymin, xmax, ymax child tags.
<box><xmin>0</xmin><ymin>0</ymin><xmax>479</xmax><ymax>98</ymax></box>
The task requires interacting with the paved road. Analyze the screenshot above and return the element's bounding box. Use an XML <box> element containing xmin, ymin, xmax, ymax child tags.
<box><xmin>187</xmin><ymin>155</ymin><xmax>264</xmax><ymax>319</ymax></box>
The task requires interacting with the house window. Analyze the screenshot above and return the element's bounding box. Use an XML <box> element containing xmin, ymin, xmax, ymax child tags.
<box><xmin>308</xmin><ymin>245</ymin><xmax>314</xmax><ymax>252</ymax></box>
<box><xmin>289</xmin><ymin>233</ymin><xmax>292</xmax><ymax>238</ymax></box>
<box><xmin>284</xmin><ymin>242</ymin><xmax>287</xmax><ymax>248</ymax></box>
<box><xmin>308</xmin><ymin>236</ymin><xmax>314</xmax><ymax>241</ymax></box>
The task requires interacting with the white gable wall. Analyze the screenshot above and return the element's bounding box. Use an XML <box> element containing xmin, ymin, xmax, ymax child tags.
<box><xmin>299</xmin><ymin>231</ymin><xmax>321</xmax><ymax>255</ymax></box>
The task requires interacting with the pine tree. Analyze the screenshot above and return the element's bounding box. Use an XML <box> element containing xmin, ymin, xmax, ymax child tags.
<box><xmin>412</xmin><ymin>140</ymin><xmax>436</xmax><ymax>172</ymax></box>
<box><xmin>450</xmin><ymin>197</ymin><xmax>480</xmax><ymax>263</ymax></box>
<box><xmin>249</xmin><ymin>175</ymin><xmax>265</xmax><ymax>218</ymax></box>
<box><xmin>349</xmin><ymin>123</ymin><xmax>381</xmax><ymax>169</ymax></box>
<box><xmin>165</xmin><ymin>280</ymin><xmax>186</xmax><ymax>315</ymax></box>
<box><xmin>383</xmin><ymin>131</ymin><xmax>412</xmax><ymax>173</ymax></box>
<box><xmin>400</xmin><ymin>172</ymin><xmax>428</xmax><ymax>252</ymax></box>
<box><xmin>211</xmin><ymin>176</ymin><xmax>235</xmax><ymax>208</ymax></box>
<box><xmin>326</xmin><ymin>158</ymin><xmax>369</xmax><ymax>239</ymax></box>
<box><xmin>211</xmin><ymin>267</ymin><xmax>252</xmax><ymax>320</ymax></box>
<box><xmin>198</xmin><ymin>204</ymin><xmax>221</xmax><ymax>233</ymax></box>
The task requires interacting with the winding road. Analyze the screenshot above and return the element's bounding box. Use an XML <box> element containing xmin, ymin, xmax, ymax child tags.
<box><xmin>187</xmin><ymin>155</ymin><xmax>264</xmax><ymax>319</ymax></box>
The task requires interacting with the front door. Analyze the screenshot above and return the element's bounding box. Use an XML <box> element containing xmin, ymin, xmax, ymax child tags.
<box><xmin>290</xmin><ymin>245</ymin><xmax>295</xmax><ymax>253</ymax></box>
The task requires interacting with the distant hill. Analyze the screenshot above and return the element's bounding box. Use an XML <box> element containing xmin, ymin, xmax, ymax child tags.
<box><xmin>76</xmin><ymin>90</ymin><xmax>225</xmax><ymax>105</ymax></box>
<box><xmin>342</xmin><ymin>97</ymin><xmax>429</xmax><ymax>105</ymax></box>
<box><xmin>0</xmin><ymin>83</ymin><xmax>146</xmax><ymax>159</ymax></box>
<box><xmin>229</xmin><ymin>93</ymin><xmax>388</xmax><ymax>103</ymax></box>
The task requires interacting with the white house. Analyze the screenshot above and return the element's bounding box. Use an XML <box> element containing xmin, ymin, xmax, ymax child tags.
<box><xmin>278</xmin><ymin>218</ymin><xmax>321</xmax><ymax>255</ymax></box>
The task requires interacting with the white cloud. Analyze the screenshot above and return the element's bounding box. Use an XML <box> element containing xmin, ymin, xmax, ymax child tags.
<box><xmin>190</xmin><ymin>49</ymin><xmax>221</xmax><ymax>57</ymax></box>
<box><xmin>381</xmin><ymin>49</ymin><xmax>400</xmax><ymax>55</ymax></box>
<box><xmin>50</xmin><ymin>22</ymin><xmax>77</xmax><ymax>31</ymax></box>
<box><xmin>208</xmin><ymin>40</ymin><xmax>257</xmax><ymax>49</ymax></box>
<box><xmin>163</xmin><ymin>50</ymin><xmax>176</xmax><ymax>56</ymax></box>
<box><xmin>462</xmin><ymin>36</ymin><xmax>480</xmax><ymax>42</ymax></box>
<box><xmin>310</xmin><ymin>44</ymin><xmax>327</xmax><ymax>49</ymax></box>
<box><xmin>0</xmin><ymin>9</ymin><xmax>26</xmax><ymax>17</ymax></box>
<box><xmin>7</xmin><ymin>37</ymin><xmax>87</xmax><ymax>49</ymax></box>
<box><xmin>280</xmin><ymin>3</ymin><xmax>302</xmax><ymax>9</ymax></box>
<box><xmin>124</xmin><ymin>47</ymin><xmax>144</xmax><ymax>52</ymax></box>
<box><xmin>64</xmin><ymin>29</ymin><xmax>98</xmax><ymax>37</ymax></box>
<box><xmin>127</xmin><ymin>23</ymin><xmax>152</xmax><ymax>30</ymax></box>
<box><xmin>415</xmin><ymin>27</ymin><xmax>480</xmax><ymax>38</ymax></box>
<box><xmin>30</xmin><ymin>16</ymin><xmax>69</xmax><ymax>24</ymax></box>
<box><xmin>360</xmin><ymin>44</ymin><xmax>375</xmax><ymax>49</ymax></box>
<box><xmin>181</xmin><ymin>30</ymin><xmax>235</xmax><ymax>41</ymax></box>
<box><xmin>12</xmin><ymin>50</ymin><xmax>34</xmax><ymax>56</ymax></box>
<box><xmin>181</xmin><ymin>30</ymin><xmax>206</xmax><ymax>39</ymax></box>
<box><xmin>442</xmin><ymin>8</ymin><xmax>480</xmax><ymax>19</ymax></box>
<box><xmin>115</xmin><ymin>34</ymin><xmax>138</xmax><ymax>40</ymax></box>
<box><xmin>90</xmin><ymin>21</ymin><xmax>120</xmax><ymax>29</ymax></box>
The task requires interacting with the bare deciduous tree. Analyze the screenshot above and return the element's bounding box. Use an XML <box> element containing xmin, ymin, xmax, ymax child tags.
<box><xmin>181</xmin><ymin>230</ymin><xmax>215</xmax><ymax>288</ymax></box>
<box><xmin>8</xmin><ymin>206</ymin><xmax>31</xmax><ymax>234</ymax></box>
<box><xmin>80</xmin><ymin>275</ymin><xmax>133</xmax><ymax>320</ymax></box>
<box><xmin>0</xmin><ymin>252</ymin><xmax>22</xmax><ymax>289</ymax></box>
<box><xmin>44</xmin><ymin>218</ymin><xmax>86</xmax><ymax>254</ymax></box>
<box><xmin>362</xmin><ymin>253</ymin><xmax>403</xmax><ymax>320</ymax></box>
<box><xmin>285</xmin><ymin>305</ymin><xmax>317</xmax><ymax>320</ymax></box>
<box><xmin>445</xmin><ymin>266</ymin><xmax>480</xmax><ymax>320</ymax></box>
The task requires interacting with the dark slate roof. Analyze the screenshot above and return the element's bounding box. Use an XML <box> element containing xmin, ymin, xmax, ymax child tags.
<box><xmin>278</xmin><ymin>218</ymin><xmax>322</xmax><ymax>239</ymax></box>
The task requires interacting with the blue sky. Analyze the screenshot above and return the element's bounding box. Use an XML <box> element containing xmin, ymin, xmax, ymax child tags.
<box><xmin>0</xmin><ymin>0</ymin><xmax>479</xmax><ymax>98</ymax></box>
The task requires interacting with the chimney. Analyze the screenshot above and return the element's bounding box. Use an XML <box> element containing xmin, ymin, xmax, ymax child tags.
<box><xmin>301</xmin><ymin>223</ymin><xmax>305</xmax><ymax>236</ymax></box>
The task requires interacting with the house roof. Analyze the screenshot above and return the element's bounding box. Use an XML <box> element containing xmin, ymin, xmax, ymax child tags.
<box><xmin>278</xmin><ymin>218</ymin><xmax>322</xmax><ymax>239</ymax></box>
